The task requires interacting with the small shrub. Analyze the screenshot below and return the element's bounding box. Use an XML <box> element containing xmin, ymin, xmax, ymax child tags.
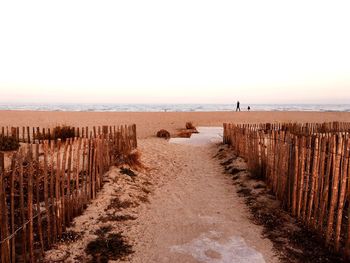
<box><xmin>156</xmin><ymin>129</ymin><xmax>170</xmax><ymax>139</ymax></box>
<box><xmin>0</xmin><ymin>136</ymin><xmax>20</xmax><ymax>151</ymax></box>
<box><xmin>186</xmin><ymin>122</ymin><xmax>195</xmax><ymax>129</ymax></box>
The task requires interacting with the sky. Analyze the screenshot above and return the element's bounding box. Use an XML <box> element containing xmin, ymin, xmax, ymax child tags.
<box><xmin>0</xmin><ymin>0</ymin><xmax>349</xmax><ymax>104</ymax></box>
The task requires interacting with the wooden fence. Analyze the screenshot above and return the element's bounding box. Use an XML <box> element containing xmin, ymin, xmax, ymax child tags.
<box><xmin>0</xmin><ymin>125</ymin><xmax>137</xmax><ymax>263</ymax></box>
<box><xmin>223</xmin><ymin>122</ymin><xmax>350</xmax><ymax>257</ymax></box>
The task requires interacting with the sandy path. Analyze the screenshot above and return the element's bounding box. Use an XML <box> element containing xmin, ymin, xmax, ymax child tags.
<box><xmin>127</xmin><ymin>140</ymin><xmax>278</xmax><ymax>263</ymax></box>
<box><xmin>44</xmin><ymin>135</ymin><xmax>278</xmax><ymax>262</ymax></box>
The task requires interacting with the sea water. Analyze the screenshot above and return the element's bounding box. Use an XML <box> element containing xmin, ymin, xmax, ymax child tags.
<box><xmin>0</xmin><ymin>103</ymin><xmax>349</xmax><ymax>112</ymax></box>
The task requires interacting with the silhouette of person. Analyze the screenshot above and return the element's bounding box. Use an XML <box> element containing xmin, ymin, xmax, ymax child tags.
<box><xmin>236</xmin><ymin>101</ymin><xmax>241</xmax><ymax>112</ymax></box>
<box><xmin>247</xmin><ymin>106</ymin><xmax>251</xmax><ymax>111</ymax></box>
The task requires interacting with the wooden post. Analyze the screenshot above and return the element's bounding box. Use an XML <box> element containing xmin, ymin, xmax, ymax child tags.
<box><xmin>27</xmin><ymin>127</ymin><xmax>30</xmax><ymax>143</ymax></box>
<box><xmin>292</xmin><ymin>136</ymin><xmax>299</xmax><ymax>216</ymax></box>
<box><xmin>133</xmin><ymin>124</ymin><xmax>137</xmax><ymax>148</ymax></box>
<box><xmin>301</xmin><ymin>136</ymin><xmax>312</xmax><ymax>220</ymax></box>
<box><xmin>36</xmin><ymin>127</ymin><xmax>40</xmax><ymax>144</ymax></box>
<box><xmin>319</xmin><ymin>135</ymin><xmax>333</xmax><ymax>231</ymax></box>
<box><xmin>345</xmin><ymin>143</ymin><xmax>350</xmax><ymax>258</ymax></box>
<box><xmin>326</xmin><ymin>135</ymin><xmax>342</xmax><ymax>245</ymax></box>
<box><xmin>306</xmin><ymin>136</ymin><xmax>319</xmax><ymax>225</ymax></box>
<box><xmin>43</xmin><ymin>141</ymin><xmax>51</xmax><ymax>247</ymax></box>
<box><xmin>42</xmin><ymin>128</ymin><xmax>46</xmax><ymax>141</ymax></box>
<box><xmin>0</xmin><ymin>160</ymin><xmax>10</xmax><ymax>263</ymax></box>
<box><xmin>66</xmin><ymin>139</ymin><xmax>73</xmax><ymax>224</ymax></box>
<box><xmin>82</xmin><ymin>138</ymin><xmax>87</xmax><ymax>205</ymax></box>
<box><xmin>55</xmin><ymin>140</ymin><xmax>62</xmax><ymax>238</ymax></box>
<box><xmin>335</xmin><ymin>138</ymin><xmax>349</xmax><ymax>251</ymax></box>
<box><xmin>92</xmin><ymin>140</ymin><xmax>97</xmax><ymax>199</ymax></box>
<box><xmin>48</xmin><ymin>128</ymin><xmax>51</xmax><ymax>143</ymax></box>
<box><xmin>10</xmin><ymin>153</ymin><xmax>17</xmax><ymax>263</ymax></box>
<box><xmin>313</xmin><ymin>136</ymin><xmax>327</xmax><ymax>228</ymax></box>
<box><xmin>0</xmin><ymin>152</ymin><xmax>4</xmax><ymax>173</ymax></box>
<box><xmin>32</xmin><ymin>127</ymin><xmax>35</xmax><ymax>143</ymax></box>
<box><xmin>35</xmin><ymin>143</ymin><xmax>44</xmax><ymax>255</ymax></box>
<box><xmin>49</xmin><ymin>141</ymin><xmax>57</xmax><ymax>243</ymax></box>
<box><xmin>28</xmin><ymin>144</ymin><xmax>35</xmax><ymax>262</ymax></box>
<box><xmin>296</xmin><ymin>136</ymin><xmax>305</xmax><ymax>218</ymax></box>
<box><xmin>87</xmin><ymin>139</ymin><xmax>93</xmax><ymax>200</ymax></box>
<box><xmin>22</xmin><ymin>127</ymin><xmax>25</xmax><ymax>143</ymax></box>
<box><xmin>61</xmin><ymin>140</ymin><xmax>69</xmax><ymax>230</ymax></box>
<box><xmin>76</xmin><ymin>138</ymin><xmax>82</xmax><ymax>213</ymax></box>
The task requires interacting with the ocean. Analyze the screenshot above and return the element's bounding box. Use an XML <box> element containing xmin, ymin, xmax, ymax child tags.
<box><xmin>0</xmin><ymin>103</ymin><xmax>349</xmax><ymax>112</ymax></box>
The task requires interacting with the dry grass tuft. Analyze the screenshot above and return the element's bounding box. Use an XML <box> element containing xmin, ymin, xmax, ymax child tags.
<box><xmin>124</xmin><ymin>150</ymin><xmax>142</xmax><ymax>167</ymax></box>
<box><xmin>113</xmin><ymin>150</ymin><xmax>142</xmax><ymax>169</ymax></box>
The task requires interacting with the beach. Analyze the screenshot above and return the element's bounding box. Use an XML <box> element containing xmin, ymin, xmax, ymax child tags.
<box><xmin>2</xmin><ymin>110</ymin><xmax>350</xmax><ymax>262</ymax></box>
<box><xmin>1</xmin><ymin>111</ymin><xmax>350</xmax><ymax>138</ymax></box>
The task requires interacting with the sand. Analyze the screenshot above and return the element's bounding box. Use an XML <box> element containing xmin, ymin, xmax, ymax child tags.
<box><xmin>0</xmin><ymin>110</ymin><xmax>350</xmax><ymax>138</ymax></box>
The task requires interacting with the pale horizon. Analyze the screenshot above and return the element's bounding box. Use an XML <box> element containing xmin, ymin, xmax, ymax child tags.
<box><xmin>1</xmin><ymin>0</ymin><xmax>349</xmax><ymax>105</ymax></box>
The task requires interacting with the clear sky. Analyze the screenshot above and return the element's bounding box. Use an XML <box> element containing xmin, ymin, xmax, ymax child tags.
<box><xmin>0</xmin><ymin>0</ymin><xmax>349</xmax><ymax>104</ymax></box>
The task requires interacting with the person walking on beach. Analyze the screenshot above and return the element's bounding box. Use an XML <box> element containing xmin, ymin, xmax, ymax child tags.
<box><xmin>236</xmin><ymin>101</ymin><xmax>241</xmax><ymax>112</ymax></box>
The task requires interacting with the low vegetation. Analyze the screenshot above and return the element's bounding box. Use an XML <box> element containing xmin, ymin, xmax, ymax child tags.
<box><xmin>0</xmin><ymin>136</ymin><xmax>20</xmax><ymax>151</ymax></box>
<box><xmin>177</xmin><ymin>122</ymin><xmax>199</xmax><ymax>138</ymax></box>
<box><xmin>113</xmin><ymin>149</ymin><xmax>142</xmax><ymax>168</ymax></box>
<box><xmin>185</xmin><ymin>122</ymin><xmax>195</xmax><ymax>129</ymax></box>
<box><xmin>156</xmin><ymin>129</ymin><xmax>170</xmax><ymax>139</ymax></box>
<box><xmin>86</xmin><ymin>227</ymin><xmax>133</xmax><ymax>263</ymax></box>
<box><xmin>36</xmin><ymin>125</ymin><xmax>75</xmax><ymax>141</ymax></box>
